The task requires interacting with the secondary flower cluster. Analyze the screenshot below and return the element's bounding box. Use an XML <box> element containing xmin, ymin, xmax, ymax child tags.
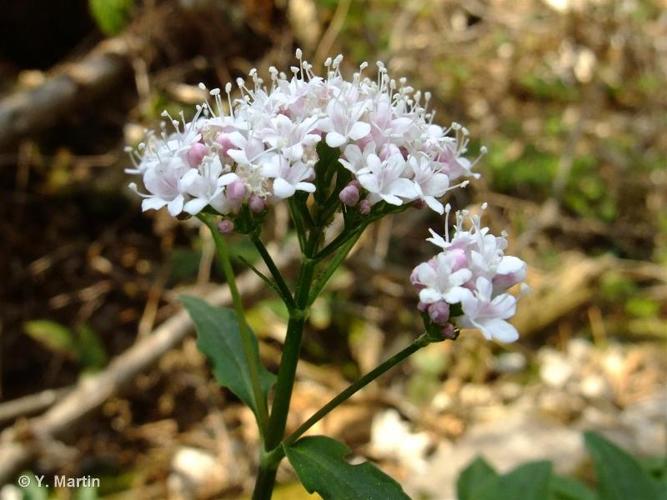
<box><xmin>411</xmin><ymin>205</ymin><xmax>527</xmax><ymax>343</ymax></box>
<box><xmin>126</xmin><ymin>50</ymin><xmax>482</xmax><ymax>217</ymax></box>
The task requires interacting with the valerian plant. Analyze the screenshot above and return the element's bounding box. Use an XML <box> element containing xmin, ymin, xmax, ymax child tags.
<box><xmin>126</xmin><ymin>49</ymin><xmax>528</xmax><ymax>499</ymax></box>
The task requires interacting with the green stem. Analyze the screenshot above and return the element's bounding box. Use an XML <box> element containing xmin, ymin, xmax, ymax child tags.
<box><xmin>265</xmin><ymin>258</ymin><xmax>316</xmax><ymax>448</ymax></box>
<box><xmin>198</xmin><ymin>214</ymin><xmax>269</xmax><ymax>435</ymax></box>
<box><xmin>308</xmin><ymin>229</ymin><xmax>363</xmax><ymax>305</ymax></box>
<box><xmin>314</xmin><ymin>224</ymin><xmax>363</xmax><ymax>261</ymax></box>
<box><xmin>262</xmin><ymin>333</ymin><xmax>435</xmax><ymax>468</ymax></box>
<box><xmin>288</xmin><ymin>198</ymin><xmax>308</xmax><ymax>253</ymax></box>
<box><xmin>286</xmin><ymin>332</ymin><xmax>432</xmax><ymax>444</ymax></box>
<box><xmin>252</xmin><ymin>466</ymin><xmax>278</xmax><ymax>500</ymax></box>
<box><xmin>250</xmin><ymin>232</ymin><xmax>295</xmax><ymax>308</ymax></box>
<box><xmin>252</xmin><ymin>256</ymin><xmax>317</xmax><ymax>499</ymax></box>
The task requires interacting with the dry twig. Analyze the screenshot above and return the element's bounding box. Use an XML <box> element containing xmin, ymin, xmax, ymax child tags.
<box><xmin>0</xmin><ymin>241</ymin><xmax>298</xmax><ymax>484</ymax></box>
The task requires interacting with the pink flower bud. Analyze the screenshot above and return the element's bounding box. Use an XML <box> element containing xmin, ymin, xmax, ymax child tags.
<box><xmin>187</xmin><ymin>143</ymin><xmax>208</xmax><ymax>167</ymax></box>
<box><xmin>427</xmin><ymin>302</ymin><xmax>450</xmax><ymax>325</ymax></box>
<box><xmin>417</xmin><ymin>301</ymin><xmax>428</xmax><ymax>312</ymax></box>
<box><xmin>216</xmin><ymin>132</ymin><xmax>235</xmax><ymax>156</ymax></box>
<box><xmin>339</xmin><ymin>184</ymin><xmax>360</xmax><ymax>206</ymax></box>
<box><xmin>440</xmin><ymin>323</ymin><xmax>458</xmax><ymax>340</ymax></box>
<box><xmin>358</xmin><ymin>199</ymin><xmax>371</xmax><ymax>215</ymax></box>
<box><xmin>248</xmin><ymin>195</ymin><xmax>266</xmax><ymax>213</ymax></box>
<box><xmin>217</xmin><ymin>219</ymin><xmax>234</xmax><ymax>234</ymax></box>
<box><xmin>227</xmin><ymin>180</ymin><xmax>246</xmax><ymax>202</ymax></box>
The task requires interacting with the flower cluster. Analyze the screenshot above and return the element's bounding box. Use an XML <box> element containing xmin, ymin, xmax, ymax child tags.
<box><xmin>126</xmin><ymin>50</ymin><xmax>482</xmax><ymax>218</ymax></box>
<box><xmin>411</xmin><ymin>205</ymin><xmax>527</xmax><ymax>342</ymax></box>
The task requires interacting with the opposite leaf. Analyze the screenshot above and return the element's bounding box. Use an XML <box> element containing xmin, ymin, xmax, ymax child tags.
<box><xmin>285</xmin><ymin>436</ymin><xmax>409</xmax><ymax>500</ymax></box>
<box><xmin>181</xmin><ymin>296</ymin><xmax>275</xmax><ymax>418</ymax></box>
<box><xmin>457</xmin><ymin>456</ymin><xmax>498</xmax><ymax>500</ymax></box>
<box><xmin>584</xmin><ymin>431</ymin><xmax>661</xmax><ymax>500</ymax></box>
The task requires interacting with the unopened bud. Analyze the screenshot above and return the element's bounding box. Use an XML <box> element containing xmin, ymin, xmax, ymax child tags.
<box><xmin>187</xmin><ymin>142</ymin><xmax>208</xmax><ymax>167</ymax></box>
<box><xmin>227</xmin><ymin>180</ymin><xmax>246</xmax><ymax>202</ymax></box>
<box><xmin>217</xmin><ymin>219</ymin><xmax>234</xmax><ymax>234</ymax></box>
<box><xmin>441</xmin><ymin>323</ymin><xmax>458</xmax><ymax>340</ymax></box>
<box><xmin>358</xmin><ymin>199</ymin><xmax>371</xmax><ymax>215</ymax></box>
<box><xmin>339</xmin><ymin>184</ymin><xmax>360</xmax><ymax>207</ymax></box>
<box><xmin>427</xmin><ymin>302</ymin><xmax>450</xmax><ymax>325</ymax></box>
<box><xmin>216</xmin><ymin>133</ymin><xmax>235</xmax><ymax>155</ymax></box>
<box><xmin>249</xmin><ymin>195</ymin><xmax>265</xmax><ymax>213</ymax></box>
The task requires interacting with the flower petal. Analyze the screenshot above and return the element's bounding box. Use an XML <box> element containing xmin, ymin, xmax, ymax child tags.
<box><xmin>273</xmin><ymin>177</ymin><xmax>296</xmax><ymax>199</ymax></box>
<box><xmin>419</xmin><ymin>288</ymin><xmax>442</xmax><ymax>304</ymax></box>
<box><xmin>326</xmin><ymin>132</ymin><xmax>347</xmax><ymax>148</ymax></box>
<box><xmin>478</xmin><ymin>318</ymin><xmax>518</xmax><ymax>343</ymax></box>
<box><xmin>349</xmin><ymin>121</ymin><xmax>371</xmax><ymax>141</ymax></box>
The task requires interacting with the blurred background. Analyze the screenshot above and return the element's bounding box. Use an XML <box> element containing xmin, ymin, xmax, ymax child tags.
<box><xmin>0</xmin><ymin>0</ymin><xmax>666</xmax><ymax>498</ymax></box>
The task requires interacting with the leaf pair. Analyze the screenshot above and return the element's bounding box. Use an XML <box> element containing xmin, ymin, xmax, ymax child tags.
<box><xmin>183</xmin><ymin>297</ymin><xmax>409</xmax><ymax>499</ymax></box>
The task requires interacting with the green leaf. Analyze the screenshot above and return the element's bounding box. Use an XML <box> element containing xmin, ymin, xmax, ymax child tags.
<box><xmin>23</xmin><ymin>320</ymin><xmax>77</xmax><ymax>358</ymax></box>
<box><xmin>285</xmin><ymin>436</ymin><xmax>409</xmax><ymax>500</ymax></box>
<box><xmin>476</xmin><ymin>461</ymin><xmax>553</xmax><ymax>500</ymax></box>
<box><xmin>584</xmin><ymin>431</ymin><xmax>660</xmax><ymax>500</ymax></box>
<box><xmin>88</xmin><ymin>0</ymin><xmax>134</xmax><ymax>36</ymax></box>
<box><xmin>18</xmin><ymin>472</ymin><xmax>48</xmax><ymax>500</ymax></box>
<box><xmin>457</xmin><ymin>456</ymin><xmax>498</xmax><ymax>500</ymax></box>
<box><xmin>549</xmin><ymin>474</ymin><xmax>597</xmax><ymax>500</ymax></box>
<box><xmin>75</xmin><ymin>486</ymin><xmax>99</xmax><ymax>500</ymax></box>
<box><xmin>76</xmin><ymin>324</ymin><xmax>108</xmax><ymax>372</ymax></box>
<box><xmin>180</xmin><ymin>296</ymin><xmax>275</xmax><ymax>417</ymax></box>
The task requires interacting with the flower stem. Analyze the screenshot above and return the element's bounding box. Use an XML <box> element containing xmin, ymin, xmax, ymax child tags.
<box><xmin>308</xmin><ymin>229</ymin><xmax>363</xmax><ymax>305</ymax></box>
<box><xmin>284</xmin><ymin>333</ymin><xmax>432</xmax><ymax>445</ymax></box>
<box><xmin>258</xmin><ymin>332</ymin><xmax>437</xmax><ymax>471</ymax></box>
<box><xmin>250</xmin><ymin>232</ymin><xmax>295</xmax><ymax>308</ymax></box>
<box><xmin>251</xmin><ymin>465</ymin><xmax>279</xmax><ymax>500</ymax></box>
<box><xmin>198</xmin><ymin>214</ymin><xmax>269</xmax><ymax>435</ymax></box>
<box><xmin>265</xmin><ymin>257</ymin><xmax>316</xmax><ymax>448</ymax></box>
<box><xmin>252</xmin><ymin>254</ymin><xmax>317</xmax><ymax>499</ymax></box>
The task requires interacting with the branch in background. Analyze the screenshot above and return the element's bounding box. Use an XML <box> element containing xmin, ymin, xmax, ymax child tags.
<box><xmin>0</xmin><ymin>37</ymin><xmax>134</xmax><ymax>150</ymax></box>
<box><xmin>0</xmin><ymin>388</ymin><xmax>72</xmax><ymax>426</ymax></box>
<box><xmin>0</xmin><ymin>240</ymin><xmax>298</xmax><ymax>485</ymax></box>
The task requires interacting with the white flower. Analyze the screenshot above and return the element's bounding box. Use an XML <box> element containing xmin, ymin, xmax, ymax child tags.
<box><xmin>408</xmin><ymin>155</ymin><xmax>450</xmax><ymax>214</ymax></box>
<box><xmin>127</xmin><ymin>50</ymin><xmax>482</xmax><ymax>218</ymax></box>
<box><xmin>226</xmin><ymin>134</ymin><xmax>267</xmax><ymax>167</ymax></box>
<box><xmin>131</xmin><ymin>157</ymin><xmax>190</xmax><ymax>216</ymax></box>
<box><xmin>412</xmin><ymin>253</ymin><xmax>472</xmax><ymax>305</ymax></box>
<box><xmin>261</xmin><ymin>114</ymin><xmax>321</xmax><ymax>161</ymax></box>
<box><xmin>434</xmin><ymin>139</ymin><xmax>479</xmax><ymax>181</ymax></box>
<box><xmin>459</xmin><ymin>277</ymin><xmax>519</xmax><ymax>342</ymax></box>
<box><xmin>493</xmin><ymin>256</ymin><xmax>527</xmax><ymax>291</ymax></box>
<box><xmin>261</xmin><ymin>155</ymin><xmax>316</xmax><ymax>199</ymax></box>
<box><xmin>179</xmin><ymin>156</ymin><xmax>239</xmax><ymax>215</ymax></box>
<box><xmin>367</xmin><ymin>97</ymin><xmax>415</xmax><ymax>148</ymax></box>
<box><xmin>412</xmin><ymin>207</ymin><xmax>527</xmax><ymax>343</ymax></box>
<box><xmin>357</xmin><ymin>153</ymin><xmax>418</xmax><ymax>206</ymax></box>
<box><xmin>320</xmin><ymin>100</ymin><xmax>371</xmax><ymax>148</ymax></box>
<box><xmin>339</xmin><ymin>142</ymin><xmax>377</xmax><ymax>174</ymax></box>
